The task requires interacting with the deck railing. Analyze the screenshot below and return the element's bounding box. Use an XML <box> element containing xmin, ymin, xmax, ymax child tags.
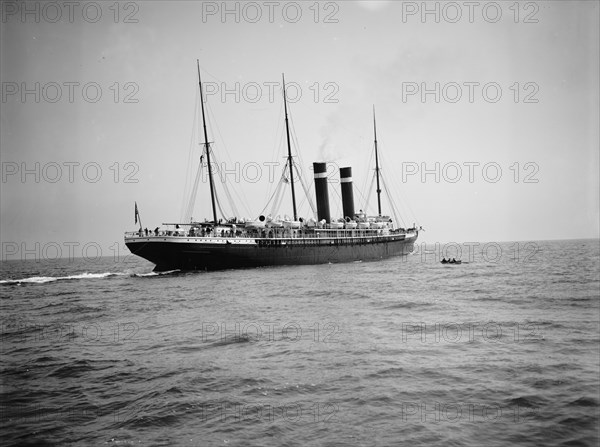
<box><xmin>124</xmin><ymin>227</ymin><xmax>416</xmax><ymax>240</ymax></box>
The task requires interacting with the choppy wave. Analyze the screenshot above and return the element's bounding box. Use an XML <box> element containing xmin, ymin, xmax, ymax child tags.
<box><xmin>0</xmin><ymin>240</ymin><xmax>598</xmax><ymax>447</ymax></box>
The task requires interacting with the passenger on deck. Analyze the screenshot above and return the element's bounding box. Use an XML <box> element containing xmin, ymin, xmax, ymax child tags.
<box><xmin>154</xmin><ymin>227</ymin><xmax>159</xmax><ymax>236</ymax></box>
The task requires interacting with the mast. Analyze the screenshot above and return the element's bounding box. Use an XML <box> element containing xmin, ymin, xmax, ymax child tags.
<box><xmin>282</xmin><ymin>74</ymin><xmax>298</xmax><ymax>221</ymax></box>
<box><xmin>197</xmin><ymin>60</ymin><xmax>218</xmax><ymax>225</ymax></box>
<box><xmin>373</xmin><ymin>105</ymin><xmax>382</xmax><ymax>216</ymax></box>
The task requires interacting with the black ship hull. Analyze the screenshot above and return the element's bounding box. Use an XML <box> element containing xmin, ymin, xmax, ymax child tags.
<box><xmin>125</xmin><ymin>232</ymin><xmax>418</xmax><ymax>271</ymax></box>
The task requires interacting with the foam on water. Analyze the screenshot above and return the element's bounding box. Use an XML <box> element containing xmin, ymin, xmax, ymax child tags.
<box><xmin>0</xmin><ymin>270</ymin><xmax>181</xmax><ymax>285</ymax></box>
<box><xmin>0</xmin><ymin>272</ymin><xmax>126</xmax><ymax>285</ymax></box>
<box><xmin>132</xmin><ymin>270</ymin><xmax>180</xmax><ymax>277</ymax></box>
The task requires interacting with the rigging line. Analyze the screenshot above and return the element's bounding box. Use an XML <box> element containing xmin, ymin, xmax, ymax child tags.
<box><xmin>274</xmin><ymin>162</ymin><xmax>293</xmax><ymax>217</ymax></box>
<box><xmin>286</xmin><ymin>102</ymin><xmax>308</xmax><ymax>188</ymax></box>
<box><xmin>185</xmin><ymin>157</ymin><xmax>204</xmax><ymax>223</ymax></box>
<box><xmin>276</xmin><ymin>159</ymin><xmax>295</xmax><ymax>217</ymax></box>
<box><xmin>398</xmin><ymin>189</ymin><xmax>419</xmax><ymax>226</ymax></box>
<box><xmin>260</xmin><ymin>168</ymin><xmax>286</xmax><ymax>216</ymax></box>
<box><xmin>221</xmin><ymin>176</ymin><xmax>241</xmax><ymax>217</ymax></box>
<box><xmin>214</xmin><ymin>151</ymin><xmax>240</xmax><ymax>217</ymax></box>
<box><xmin>397</xmin><ymin>189</ymin><xmax>418</xmax><ymax>227</ymax></box>
<box><xmin>266</xmin><ymin>134</ymin><xmax>287</xmax><ymax>209</ymax></box>
<box><xmin>296</xmin><ymin>164</ymin><xmax>317</xmax><ymax>215</ymax></box>
<box><xmin>296</xmin><ymin>188</ymin><xmax>311</xmax><ymax>218</ymax></box>
<box><xmin>292</xmin><ymin>127</ymin><xmax>310</xmax><ymax>199</ymax></box>
<box><xmin>273</xmin><ymin>179</ymin><xmax>287</xmax><ymax>218</ymax></box>
<box><xmin>195</xmin><ymin>65</ymin><xmax>225</xmax><ymax>84</ymax></box>
<box><xmin>391</xmin><ymin>167</ymin><xmax>420</xmax><ymax>226</ymax></box>
<box><xmin>181</xmin><ymin>85</ymin><xmax>201</xmax><ymax>221</ymax></box>
<box><xmin>213</xmin><ymin>192</ymin><xmax>227</xmax><ymax>222</ymax></box>
<box><xmin>287</xmin><ymin>110</ymin><xmax>318</xmax><ymax>219</ymax></box>
<box><xmin>180</xmin><ymin>95</ymin><xmax>195</xmax><ymax>220</ymax></box>
<box><xmin>370</xmin><ymin>137</ymin><xmax>397</xmax><ymax>219</ymax></box>
<box><xmin>226</xmin><ymin>164</ymin><xmax>252</xmax><ymax>217</ymax></box>
<box><xmin>381</xmin><ymin>180</ymin><xmax>405</xmax><ymax>227</ymax></box>
<box><xmin>269</xmin><ymin>176</ymin><xmax>284</xmax><ymax>217</ymax></box>
<box><xmin>296</xmin><ymin>175</ymin><xmax>310</xmax><ymax>212</ymax></box>
<box><xmin>205</xmin><ymin>99</ymin><xmax>252</xmax><ymax>218</ymax></box>
<box><xmin>205</xmin><ymin>148</ymin><xmax>228</xmax><ymax>219</ymax></box>
<box><xmin>287</xmin><ymin>105</ymin><xmax>302</xmax><ymax>165</ymax></box>
<box><xmin>265</xmin><ymin>101</ymin><xmax>286</xmax><ymax>205</ymax></box>
<box><xmin>379</xmin><ymin>147</ymin><xmax>419</xmax><ymax>225</ymax></box>
<box><xmin>329</xmin><ymin>183</ymin><xmax>343</xmax><ymax>219</ymax></box>
<box><xmin>380</xmin><ymin>173</ymin><xmax>403</xmax><ymax>227</ymax></box>
<box><xmin>206</xmin><ymin>107</ymin><xmax>245</xmax><ymax>217</ymax></box>
<box><xmin>353</xmin><ymin>183</ymin><xmax>369</xmax><ymax>215</ymax></box>
<box><xmin>363</xmin><ymin>173</ymin><xmax>376</xmax><ymax>214</ymax></box>
<box><xmin>306</xmin><ymin>181</ymin><xmax>316</xmax><ymax>212</ymax></box>
<box><xmin>283</xmin><ymin>107</ymin><xmax>298</xmax><ymax>165</ymax></box>
<box><xmin>185</xmin><ymin>144</ymin><xmax>207</xmax><ymax>223</ymax></box>
<box><xmin>215</xmin><ymin>169</ymin><xmax>239</xmax><ymax>218</ymax></box>
<box><xmin>359</xmin><ymin>144</ymin><xmax>375</xmax><ymax>206</ymax></box>
<box><xmin>267</xmin><ymin>163</ymin><xmax>285</xmax><ymax>217</ymax></box>
<box><xmin>226</xmin><ymin>176</ymin><xmax>249</xmax><ymax>217</ymax></box>
<box><xmin>283</xmin><ymin>159</ymin><xmax>295</xmax><ymax>216</ymax></box>
<box><xmin>298</xmin><ymin>179</ymin><xmax>308</xmax><ymax>215</ymax></box>
<box><xmin>298</xmin><ymin>172</ymin><xmax>308</xmax><ymax>215</ymax></box>
<box><xmin>210</xmin><ymin>164</ymin><xmax>230</xmax><ymax>220</ymax></box>
<box><xmin>385</xmin><ymin>180</ymin><xmax>403</xmax><ymax>227</ymax></box>
<box><xmin>297</xmin><ymin>195</ymin><xmax>307</xmax><ymax>211</ymax></box>
<box><xmin>369</xmin><ymin>135</ymin><xmax>405</xmax><ymax>225</ymax></box>
<box><xmin>211</xmin><ymin>151</ymin><xmax>241</xmax><ymax>218</ymax></box>
<box><xmin>285</xmin><ymin>96</ymin><xmax>319</xmax><ymax>218</ymax></box>
<box><xmin>269</xmin><ymin>186</ymin><xmax>282</xmax><ymax>217</ymax></box>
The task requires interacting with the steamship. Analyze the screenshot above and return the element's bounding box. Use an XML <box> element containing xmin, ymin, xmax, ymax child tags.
<box><xmin>124</xmin><ymin>63</ymin><xmax>419</xmax><ymax>271</ymax></box>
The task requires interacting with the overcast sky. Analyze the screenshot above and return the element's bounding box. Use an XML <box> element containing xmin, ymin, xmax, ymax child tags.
<box><xmin>1</xmin><ymin>0</ymin><xmax>598</xmax><ymax>261</ymax></box>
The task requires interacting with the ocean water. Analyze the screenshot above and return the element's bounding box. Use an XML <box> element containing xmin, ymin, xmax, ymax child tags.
<box><xmin>1</xmin><ymin>239</ymin><xmax>598</xmax><ymax>446</ymax></box>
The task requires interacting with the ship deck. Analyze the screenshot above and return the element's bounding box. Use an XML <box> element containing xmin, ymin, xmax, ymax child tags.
<box><xmin>124</xmin><ymin>227</ymin><xmax>418</xmax><ymax>246</ymax></box>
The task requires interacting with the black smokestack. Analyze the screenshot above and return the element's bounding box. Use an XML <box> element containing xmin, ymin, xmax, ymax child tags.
<box><xmin>340</xmin><ymin>167</ymin><xmax>355</xmax><ymax>219</ymax></box>
<box><xmin>313</xmin><ymin>162</ymin><xmax>331</xmax><ymax>223</ymax></box>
